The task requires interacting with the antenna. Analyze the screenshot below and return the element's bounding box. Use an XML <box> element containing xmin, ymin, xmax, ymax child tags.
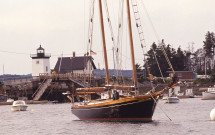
<box><xmin>3</xmin><ymin>64</ymin><xmax>5</xmax><ymax>82</ymax></box>
<box><xmin>98</xmin><ymin>63</ymin><xmax>100</xmax><ymax>69</ymax></box>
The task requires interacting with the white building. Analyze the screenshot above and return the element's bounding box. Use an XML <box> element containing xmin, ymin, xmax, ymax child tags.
<box><xmin>30</xmin><ymin>45</ymin><xmax>51</xmax><ymax>77</ymax></box>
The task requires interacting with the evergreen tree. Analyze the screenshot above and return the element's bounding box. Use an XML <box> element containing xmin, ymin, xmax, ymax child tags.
<box><xmin>173</xmin><ymin>46</ymin><xmax>186</xmax><ymax>71</ymax></box>
<box><xmin>146</xmin><ymin>42</ymin><xmax>171</xmax><ymax>77</ymax></box>
<box><xmin>146</xmin><ymin>42</ymin><xmax>158</xmax><ymax>76</ymax></box>
<box><xmin>203</xmin><ymin>31</ymin><xmax>215</xmax><ymax>57</ymax></box>
<box><xmin>135</xmin><ymin>63</ymin><xmax>143</xmax><ymax>82</ymax></box>
<box><xmin>194</xmin><ymin>48</ymin><xmax>205</xmax><ymax>74</ymax></box>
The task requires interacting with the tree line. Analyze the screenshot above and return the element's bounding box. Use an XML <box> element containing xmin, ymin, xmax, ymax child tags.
<box><xmin>136</xmin><ymin>31</ymin><xmax>215</xmax><ymax>80</ymax></box>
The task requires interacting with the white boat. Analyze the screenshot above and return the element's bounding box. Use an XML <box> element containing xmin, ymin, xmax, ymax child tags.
<box><xmin>163</xmin><ymin>96</ymin><xmax>179</xmax><ymax>103</ymax></box>
<box><xmin>7</xmin><ymin>98</ymin><xmax>14</xmax><ymax>102</ymax></box>
<box><xmin>177</xmin><ymin>89</ymin><xmax>194</xmax><ymax>98</ymax></box>
<box><xmin>202</xmin><ymin>87</ymin><xmax>215</xmax><ymax>100</ymax></box>
<box><xmin>11</xmin><ymin>100</ymin><xmax>28</xmax><ymax>111</ymax></box>
<box><xmin>163</xmin><ymin>88</ymin><xmax>179</xmax><ymax>103</ymax></box>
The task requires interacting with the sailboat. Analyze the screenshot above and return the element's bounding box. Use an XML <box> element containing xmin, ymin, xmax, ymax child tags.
<box><xmin>64</xmin><ymin>0</ymin><xmax>178</xmax><ymax>122</ymax></box>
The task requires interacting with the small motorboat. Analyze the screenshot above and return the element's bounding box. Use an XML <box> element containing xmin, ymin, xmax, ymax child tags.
<box><xmin>7</xmin><ymin>98</ymin><xmax>14</xmax><ymax>102</ymax></box>
<box><xmin>177</xmin><ymin>89</ymin><xmax>194</xmax><ymax>98</ymax></box>
<box><xmin>163</xmin><ymin>96</ymin><xmax>179</xmax><ymax>103</ymax></box>
<box><xmin>11</xmin><ymin>100</ymin><xmax>28</xmax><ymax>111</ymax></box>
<box><xmin>202</xmin><ymin>87</ymin><xmax>215</xmax><ymax>100</ymax></box>
<box><xmin>163</xmin><ymin>88</ymin><xmax>179</xmax><ymax>103</ymax></box>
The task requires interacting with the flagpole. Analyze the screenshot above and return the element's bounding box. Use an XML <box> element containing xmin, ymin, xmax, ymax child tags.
<box><xmin>3</xmin><ymin>64</ymin><xmax>5</xmax><ymax>82</ymax></box>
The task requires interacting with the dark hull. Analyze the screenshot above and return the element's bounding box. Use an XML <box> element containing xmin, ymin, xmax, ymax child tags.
<box><xmin>72</xmin><ymin>96</ymin><xmax>159</xmax><ymax>122</ymax></box>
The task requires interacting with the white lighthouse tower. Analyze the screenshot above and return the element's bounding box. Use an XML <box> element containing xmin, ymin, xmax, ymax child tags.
<box><xmin>30</xmin><ymin>45</ymin><xmax>51</xmax><ymax>78</ymax></box>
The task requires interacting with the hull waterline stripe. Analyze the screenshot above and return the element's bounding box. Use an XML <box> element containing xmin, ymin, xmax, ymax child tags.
<box><xmin>80</xmin><ymin>117</ymin><xmax>152</xmax><ymax>120</ymax></box>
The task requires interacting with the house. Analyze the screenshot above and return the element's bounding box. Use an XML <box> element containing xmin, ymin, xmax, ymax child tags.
<box><xmin>167</xmin><ymin>71</ymin><xmax>195</xmax><ymax>81</ymax></box>
<box><xmin>53</xmin><ymin>52</ymin><xmax>96</xmax><ymax>74</ymax></box>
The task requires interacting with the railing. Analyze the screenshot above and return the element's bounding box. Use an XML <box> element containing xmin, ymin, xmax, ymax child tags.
<box><xmin>33</xmin><ymin>79</ymin><xmax>52</xmax><ymax>101</ymax></box>
<box><xmin>39</xmin><ymin>73</ymin><xmax>94</xmax><ymax>80</ymax></box>
<box><xmin>30</xmin><ymin>53</ymin><xmax>51</xmax><ymax>58</ymax></box>
<box><xmin>32</xmin><ymin>78</ymin><xmax>47</xmax><ymax>98</ymax></box>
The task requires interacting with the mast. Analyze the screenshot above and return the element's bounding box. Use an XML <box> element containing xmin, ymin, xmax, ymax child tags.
<box><xmin>126</xmin><ymin>0</ymin><xmax>137</xmax><ymax>87</ymax></box>
<box><xmin>98</xmin><ymin>0</ymin><xmax>110</xmax><ymax>85</ymax></box>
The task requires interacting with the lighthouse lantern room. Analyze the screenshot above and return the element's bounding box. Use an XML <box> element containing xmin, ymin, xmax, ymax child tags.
<box><xmin>30</xmin><ymin>45</ymin><xmax>51</xmax><ymax>77</ymax></box>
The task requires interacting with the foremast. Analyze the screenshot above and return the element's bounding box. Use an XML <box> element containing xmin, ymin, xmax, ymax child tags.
<box><xmin>98</xmin><ymin>0</ymin><xmax>110</xmax><ymax>85</ymax></box>
<box><xmin>126</xmin><ymin>0</ymin><xmax>137</xmax><ymax>88</ymax></box>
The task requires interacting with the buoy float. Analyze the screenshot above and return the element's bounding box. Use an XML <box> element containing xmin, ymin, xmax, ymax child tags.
<box><xmin>210</xmin><ymin>108</ymin><xmax>215</xmax><ymax>121</ymax></box>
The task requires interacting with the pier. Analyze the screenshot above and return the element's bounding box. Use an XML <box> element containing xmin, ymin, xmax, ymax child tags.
<box><xmin>2</xmin><ymin>73</ymin><xmax>102</xmax><ymax>102</ymax></box>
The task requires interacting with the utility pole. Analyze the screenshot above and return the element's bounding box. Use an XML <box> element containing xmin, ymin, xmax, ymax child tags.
<box><xmin>204</xmin><ymin>50</ymin><xmax>207</xmax><ymax>78</ymax></box>
<box><xmin>3</xmin><ymin>64</ymin><xmax>5</xmax><ymax>82</ymax></box>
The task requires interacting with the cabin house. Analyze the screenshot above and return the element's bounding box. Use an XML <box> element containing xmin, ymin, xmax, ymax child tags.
<box><xmin>167</xmin><ymin>71</ymin><xmax>195</xmax><ymax>81</ymax></box>
<box><xmin>54</xmin><ymin>52</ymin><xmax>96</xmax><ymax>75</ymax></box>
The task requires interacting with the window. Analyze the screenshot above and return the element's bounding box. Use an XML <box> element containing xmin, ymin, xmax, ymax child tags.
<box><xmin>36</xmin><ymin>61</ymin><xmax>39</xmax><ymax>64</ymax></box>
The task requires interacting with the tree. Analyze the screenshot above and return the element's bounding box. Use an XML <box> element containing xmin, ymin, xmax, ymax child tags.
<box><xmin>172</xmin><ymin>46</ymin><xmax>186</xmax><ymax>71</ymax></box>
<box><xmin>146</xmin><ymin>42</ymin><xmax>172</xmax><ymax>77</ymax></box>
<box><xmin>203</xmin><ymin>31</ymin><xmax>215</xmax><ymax>58</ymax></box>
<box><xmin>146</xmin><ymin>42</ymin><xmax>159</xmax><ymax>76</ymax></box>
<box><xmin>202</xmin><ymin>32</ymin><xmax>215</xmax><ymax>73</ymax></box>
<box><xmin>135</xmin><ymin>63</ymin><xmax>143</xmax><ymax>82</ymax></box>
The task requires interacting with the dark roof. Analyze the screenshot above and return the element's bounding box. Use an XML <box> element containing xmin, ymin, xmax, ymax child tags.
<box><xmin>54</xmin><ymin>56</ymin><xmax>96</xmax><ymax>73</ymax></box>
<box><xmin>37</xmin><ymin>45</ymin><xmax>44</xmax><ymax>50</ymax></box>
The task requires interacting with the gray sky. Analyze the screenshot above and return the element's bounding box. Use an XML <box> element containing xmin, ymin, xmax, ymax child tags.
<box><xmin>0</xmin><ymin>0</ymin><xmax>215</xmax><ymax>75</ymax></box>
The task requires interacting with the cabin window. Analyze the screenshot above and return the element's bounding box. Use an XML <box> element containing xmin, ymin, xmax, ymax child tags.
<box><xmin>36</xmin><ymin>61</ymin><xmax>39</xmax><ymax>64</ymax></box>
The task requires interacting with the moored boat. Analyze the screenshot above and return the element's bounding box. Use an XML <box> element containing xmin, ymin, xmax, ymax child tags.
<box><xmin>64</xmin><ymin>0</ymin><xmax>178</xmax><ymax>122</ymax></box>
<box><xmin>7</xmin><ymin>98</ymin><xmax>14</xmax><ymax>102</ymax></box>
<box><xmin>202</xmin><ymin>92</ymin><xmax>215</xmax><ymax>100</ymax></box>
<box><xmin>65</xmin><ymin>83</ymin><xmax>177</xmax><ymax>122</ymax></box>
<box><xmin>11</xmin><ymin>100</ymin><xmax>28</xmax><ymax>111</ymax></box>
<box><xmin>202</xmin><ymin>87</ymin><xmax>215</xmax><ymax>100</ymax></box>
<box><xmin>71</xmin><ymin>89</ymin><xmax>165</xmax><ymax>122</ymax></box>
<box><xmin>177</xmin><ymin>89</ymin><xmax>194</xmax><ymax>98</ymax></box>
<box><xmin>163</xmin><ymin>88</ymin><xmax>179</xmax><ymax>103</ymax></box>
<box><xmin>163</xmin><ymin>96</ymin><xmax>179</xmax><ymax>103</ymax></box>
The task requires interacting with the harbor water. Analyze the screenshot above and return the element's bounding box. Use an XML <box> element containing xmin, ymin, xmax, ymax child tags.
<box><xmin>0</xmin><ymin>98</ymin><xmax>214</xmax><ymax>135</ymax></box>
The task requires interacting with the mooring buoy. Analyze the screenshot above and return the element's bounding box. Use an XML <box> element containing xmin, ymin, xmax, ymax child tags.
<box><xmin>210</xmin><ymin>108</ymin><xmax>215</xmax><ymax>121</ymax></box>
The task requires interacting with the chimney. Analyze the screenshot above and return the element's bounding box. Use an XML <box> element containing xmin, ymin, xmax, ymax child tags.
<box><xmin>73</xmin><ymin>51</ymin><xmax>75</xmax><ymax>57</ymax></box>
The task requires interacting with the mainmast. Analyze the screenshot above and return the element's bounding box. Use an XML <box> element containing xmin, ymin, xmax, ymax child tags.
<box><xmin>98</xmin><ymin>0</ymin><xmax>110</xmax><ymax>85</ymax></box>
<box><xmin>126</xmin><ymin>0</ymin><xmax>137</xmax><ymax>87</ymax></box>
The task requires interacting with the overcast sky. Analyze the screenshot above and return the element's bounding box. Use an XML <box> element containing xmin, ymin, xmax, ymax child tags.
<box><xmin>0</xmin><ymin>0</ymin><xmax>215</xmax><ymax>75</ymax></box>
